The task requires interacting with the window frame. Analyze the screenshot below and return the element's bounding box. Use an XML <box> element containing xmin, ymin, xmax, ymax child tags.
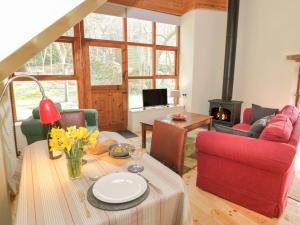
<box><xmin>11</xmin><ymin>24</ymin><xmax>83</xmax><ymax>122</ymax></box>
<box><xmin>10</xmin><ymin>15</ymin><xmax>181</xmax><ymax>121</ymax></box>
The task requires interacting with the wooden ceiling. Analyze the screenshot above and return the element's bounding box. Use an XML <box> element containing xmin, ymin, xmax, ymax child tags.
<box><xmin>108</xmin><ymin>0</ymin><xmax>227</xmax><ymax>16</ymax></box>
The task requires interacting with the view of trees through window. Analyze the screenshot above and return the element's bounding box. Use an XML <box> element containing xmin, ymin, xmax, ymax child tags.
<box><xmin>13</xmin><ymin>81</ymin><xmax>78</xmax><ymax>120</ymax></box>
<box><xmin>12</xmin><ymin>12</ymin><xmax>179</xmax><ymax>120</ymax></box>
<box><xmin>89</xmin><ymin>46</ymin><xmax>122</xmax><ymax>85</ymax></box>
<box><xmin>15</xmin><ymin>42</ymin><xmax>74</xmax><ymax>76</ymax></box>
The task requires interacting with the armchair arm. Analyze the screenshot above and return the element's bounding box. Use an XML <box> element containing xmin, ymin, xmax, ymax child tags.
<box><xmin>196</xmin><ymin>131</ymin><xmax>296</xmax><ymax>174</ymax></box>
<box><xmin>82</xmin><ymin>109</ymin><xmax>98</xmax><ymax>126</ymax></box>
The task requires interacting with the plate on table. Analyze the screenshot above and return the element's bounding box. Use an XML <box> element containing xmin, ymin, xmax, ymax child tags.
<box><xmin>92</xmin><ymin>172</ymin><xmax>148</xmax><ymax>204</ymax></box>
<box><xmin>171</xmin><ymin>113</ymin><xmax>187</xmax><ymax>121</ymax></box>
<box><xmin>108</xmin><ymin>143</ymin><xmax>134</xmax><ymax>158</ymax></box>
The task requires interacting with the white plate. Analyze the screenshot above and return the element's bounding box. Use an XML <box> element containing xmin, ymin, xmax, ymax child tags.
<box><xmin>92</xmin><ymin>172</ymin><xmax>147</xmax><ymax>204</ymax></box>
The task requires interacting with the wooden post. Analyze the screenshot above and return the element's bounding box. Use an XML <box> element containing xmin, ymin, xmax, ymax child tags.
<box><xmin>287</xmin><ymin>54</ymin><xmax>300</xmax><ymax>107</ymax></box>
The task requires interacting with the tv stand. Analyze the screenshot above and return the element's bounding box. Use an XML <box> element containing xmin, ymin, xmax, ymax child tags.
<box><xmin>128</xmin><ymin>105</ymin><xmax>185</xmax><ymax>132</ymax></box>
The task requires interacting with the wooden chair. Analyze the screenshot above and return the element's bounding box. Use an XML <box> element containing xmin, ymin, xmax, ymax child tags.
<box><xmin>150</xmin><ymin>120</ymin><xmax>187</xmax><ymax>176</ymax></box>
<box><xmin>59</xmin><ymin>111</ymin><xmax>85</xmax><ymax>130</ymax></box>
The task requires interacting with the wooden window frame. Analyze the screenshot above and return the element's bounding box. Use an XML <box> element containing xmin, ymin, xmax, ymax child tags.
<box><xmin>10</xmin><ymin>14</ymin><xmax>181</xmax><ymax>121</ymax></box>
<box><xmin>11</xmin><ymin>24</ymin><xmax>83</xmax><ymax>122</ymax></box>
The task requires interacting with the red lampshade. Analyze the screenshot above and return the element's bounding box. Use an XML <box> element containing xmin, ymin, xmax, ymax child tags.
<box><xmin>39</xmin><ymin>98</ymin><xmax>61</xmax><ymax>124</ymax></box>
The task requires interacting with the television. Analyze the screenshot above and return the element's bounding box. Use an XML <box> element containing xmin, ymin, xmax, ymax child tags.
<box><xmin>142</xmin><ymin>89</ymin><xmax>168</xmax><ymax>108</ymax></box>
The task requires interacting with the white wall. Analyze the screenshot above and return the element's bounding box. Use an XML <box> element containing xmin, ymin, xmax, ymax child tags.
<box><xmin>180</xmin><ymin>9</ymin><xmax>226</xmax><ymax>114</ymax></box>
<box><xmin>234</xmin><ymin>0</ymin><xmax>300</xmax><ymax>110</ymax></box>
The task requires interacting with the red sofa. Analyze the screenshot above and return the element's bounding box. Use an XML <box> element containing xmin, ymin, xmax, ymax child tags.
<box><xmin>196</xmin><ymin>106</ymin><xmax>300</xmax><ymax>217</ymax></box>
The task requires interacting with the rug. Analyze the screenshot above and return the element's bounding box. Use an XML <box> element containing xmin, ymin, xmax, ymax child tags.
<box><xmin>128</xmin><ymin>128</ymin><xmax>202</xmax><ymax>174</ymax></box>
<box><xmin>289</xmin><ymin>154</ymin><xmax>300</xmax><ymax>202</ymax></box>
<box><xmin>117</xmin><ymin>129</ymin><xmax>138</xmax><ymax>139</ymax></box>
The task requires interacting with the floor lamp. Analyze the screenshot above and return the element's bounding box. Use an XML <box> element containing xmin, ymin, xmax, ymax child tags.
<box><xmin>0</xmin><ymin>75</ymin><xmax>61</xmax><ymax>158</ymax></box>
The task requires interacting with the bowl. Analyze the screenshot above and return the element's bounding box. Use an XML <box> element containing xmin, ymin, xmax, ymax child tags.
<box><xmin>171</xmin><ymin>113</ymin><xmax>187</xmax><ymax>121</ymax></box>
<box><xmin>108</xmin><ymin>143</ymin><xmax>135</xmax><ymax>158</ymax></box>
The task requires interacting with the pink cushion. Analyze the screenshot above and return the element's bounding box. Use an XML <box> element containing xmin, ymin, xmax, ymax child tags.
<box><xmin>280</xmin><ymin>105</ymin><xmax>299</xmax><ymax>125</ymax></box>
<box><xmin>232</xmin><ymin>123</ymin><xmax>251</xmax><ymax>131</ymax></box>
<box><xmin>260</xmin><ymin>114</ymin><xmax>293</xmax><ymax>143</ymax></box>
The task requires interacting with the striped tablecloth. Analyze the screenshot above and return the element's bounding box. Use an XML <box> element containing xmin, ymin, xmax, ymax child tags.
<box><xmin>16</xmin><ymin>140</ymin><xmax>193</xmax><ymax>225</ymax></box>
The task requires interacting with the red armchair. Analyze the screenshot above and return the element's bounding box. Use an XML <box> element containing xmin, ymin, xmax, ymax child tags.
<box><xmin>196</xmin><ymin>107</ymin><xmax>299</xmax><ymax>217</ymax></box>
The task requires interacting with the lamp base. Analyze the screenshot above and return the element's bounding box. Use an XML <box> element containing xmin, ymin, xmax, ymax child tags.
<box><xmin>47</xmin><ymin>122</ymin><xmax>62</xmax><ymax>160</ymax></box>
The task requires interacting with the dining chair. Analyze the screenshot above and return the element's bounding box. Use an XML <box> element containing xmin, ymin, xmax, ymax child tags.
<box><xmin>150</xmin><ymin>120</ymin><xmax>187</xmax><ymax>176</ymax></box>
<box><xmin>59</xmin><ymin>111</ymin><xmax>85</xmax><ymax>130</ymax></box>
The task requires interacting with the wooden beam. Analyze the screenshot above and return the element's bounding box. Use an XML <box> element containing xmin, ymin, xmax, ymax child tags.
<box><xmin>287</xmin><ymin>55</ymin><xmax>300</xmax><ymax>62</ymax></box>
<box><xmin>108</xmin><ymin>0</ymin><xmax>227</xmax><ymax>16</ymax></box>
<box><xmin>0</xmin><ymin>0</ymin><xmax>107</xmax><ymax>81</ymax></box>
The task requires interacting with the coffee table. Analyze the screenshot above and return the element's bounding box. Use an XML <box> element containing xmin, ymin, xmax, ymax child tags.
<box><xmin>140</xmin><ymin>112</ymin><xmax>213</xmax><ymax>148</ymax></box>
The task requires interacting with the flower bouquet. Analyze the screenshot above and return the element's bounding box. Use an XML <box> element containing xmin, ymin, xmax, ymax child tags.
<box><xmin>49</xmin><ymin>126</ymin><xmax>100</xmax><ymax>179</ymax></box>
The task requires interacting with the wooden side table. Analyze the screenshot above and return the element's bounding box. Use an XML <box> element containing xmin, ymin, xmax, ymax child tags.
<box><xmin>140</xmin><ymin>112</ymin><xmax>213</xmax><ymax>148</ymax></box>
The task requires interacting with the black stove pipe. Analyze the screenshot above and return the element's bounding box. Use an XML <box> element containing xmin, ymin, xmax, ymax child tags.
<box><xmin>221</xmin><ymin>0</ymin><xmax>240</xmax><ymax>101</ymax></box>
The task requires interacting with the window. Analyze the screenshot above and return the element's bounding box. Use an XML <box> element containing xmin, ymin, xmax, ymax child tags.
<box><xmin>63</xmin><ymin>28</ymin><xmax>74</xmax><ymax>37</ymax></box>
<box><xmin>126</xmin><ymin>18</ymin><xmax>179</xmax><ymax>109</ymax></box>
<box><xmin>156</xmin><ymin>79</ymin><xmax>176</xmax><ymax>104</ymax></box>
<box><xmin>14</xmin><ymin>42</ymin><xmax>74</xmax><ymax>76</ymax></box>
<box><xmin>127</xmin><ymin>18</ymin><xmax>152</xmax><ymax>44</ymax></box>
<box><xmin>13</xmin><ymin>80</ymin><xmax>78</xmax><ymax>120</ymax></box>
<box><xmin>128</xmin><ymin>46</ymin><xmax>152</xmax><ymax>76</ymax></box>
<box><xmin>156</xmin><ymin>23</ymin><xmax>177</xmax><ymax>46</ymax></box>
<box><xmin>89</xmin><ymin>46</ymin><xmax>122</xmax><ymax>86</ymax></box>
<box><xmin>128</xmin><ymin>79</ymin><xmax>152</xmax><ymax>108</ymax></box>
<box><xmin>84</xmin><ymin>13</ymin><xmax>123</xmax><ymax>41</ymax></box>
<box><xmin>156</xmin><ymin>50</ymin><xmax>176</xmax><ymax>75</ymax></box>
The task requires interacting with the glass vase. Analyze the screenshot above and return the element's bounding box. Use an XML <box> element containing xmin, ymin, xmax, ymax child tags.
<box><xmin>67</xmin><ymin>156</ymin><xmax>82</xmax><ymax>179</ymax></box>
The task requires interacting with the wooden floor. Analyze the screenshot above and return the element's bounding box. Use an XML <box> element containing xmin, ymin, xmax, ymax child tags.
<box><xmin>183</xmin><ymin>168</ymin><xmax>300</xmax><ymax>225</ymax></box>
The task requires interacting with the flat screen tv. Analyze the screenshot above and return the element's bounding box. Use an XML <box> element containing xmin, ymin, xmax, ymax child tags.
<box><xmin>142</xmin><ymin>89</ymin><xmax>168</xmax><ymax>108</ymax></box>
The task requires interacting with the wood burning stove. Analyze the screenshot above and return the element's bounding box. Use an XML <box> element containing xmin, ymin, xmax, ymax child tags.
<box><xmin>209</xmin><ymin>99</ymin><xmax>242</xmax><ymax>126</ymax></box>
<box><xmin>209</xmin><ymin>0</ymin><xmax>243</xmax><ymax>127</ymax></box>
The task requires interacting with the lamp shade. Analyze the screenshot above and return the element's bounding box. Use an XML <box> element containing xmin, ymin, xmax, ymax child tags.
<box><xmin>170</xmin><ymin>90</ymin><xmax>180</xmax><ymax>98</ymax></box>
<box><xmin>39</xmin><ymin>98</ymin><xmax>61</xmax><ymax>124</ymax></box>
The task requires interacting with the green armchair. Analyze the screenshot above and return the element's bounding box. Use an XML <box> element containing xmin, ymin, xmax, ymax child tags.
<box><xmin>21</xmin><ymin>103</ymin><xmax>98</xmax><ymax>145</ymax></box>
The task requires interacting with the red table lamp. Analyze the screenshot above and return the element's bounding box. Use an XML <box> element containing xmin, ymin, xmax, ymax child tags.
<box><xmin>0</xmin><ymin>75</ymin><xmax>61</xmax><ymax>159</ymax></box>
<box><xmin>39</xmin><ymin>98</ymin><xmax>61</xmax><ymax>125</ymax></box>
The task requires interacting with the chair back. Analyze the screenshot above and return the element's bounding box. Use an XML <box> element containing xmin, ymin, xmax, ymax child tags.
<box><xmin>150</xmin><ymin>120</ymin><xmax>187</xmax><ymax>176</ymax></box>
<box><xmin>59</xmin><ymin>111</ymin><xmax>85</xmax><ymax>130</ymax></box>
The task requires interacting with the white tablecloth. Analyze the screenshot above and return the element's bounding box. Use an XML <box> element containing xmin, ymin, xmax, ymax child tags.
<box><xmin>16</xmin><ymin>140</ymin><xmax>192</xmax><ymax>225</ymax></box>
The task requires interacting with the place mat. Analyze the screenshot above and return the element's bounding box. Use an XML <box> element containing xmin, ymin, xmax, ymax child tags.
<box><xmin>87</xmin><ymin>183</ymin><xmax>150</xmax><ymax>211</ymax></box>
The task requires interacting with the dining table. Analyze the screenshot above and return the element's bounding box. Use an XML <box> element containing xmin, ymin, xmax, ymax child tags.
<box><xmin>15</xmin><ymin>137</ymin><xmax>193</xmax><ymax>225</ymax></box>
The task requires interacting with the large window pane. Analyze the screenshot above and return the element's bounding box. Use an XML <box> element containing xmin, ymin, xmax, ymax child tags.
<box><xmin>84</xmin><ymin>13</ymin><xmax>123</xmax><ymax>41</ymax></box>
<box><xmin>128</xmin><ymin>46</ymin><xmax>152</xmax><ymax>76</ymax></box>
<box><xmin>13</xmin><ymin>80</ymin><xmax>78</xmax><ymax>120</ymax></box>
<box><xmin>156</xmin><ymin>23</ymin><xmax>177</xmax><ymax>46</ymax></box>
<box><xmin>89</xmin><ymin>46</ymin><xmax>122</xmax><ymax>86</ymax></box>
<box><xmin>156</xmin><ymin>50</ymin><xmax>175</xmax><ymax>75</ymax></box>
<box><xmin>156</xmin><ymin>79</ymin><xmax>176</xmax><ymax>104</ymax></box>
<box><xmin>15</xmin><ymin>42</ymin><xmax>74</xmax><ymax>76</ymax></box>
<box><xmin>127</xmin><ymin>18</ymin><xmax>152</xmax><ymax>44</ymax></box>
<box><xmin>128</xmin><ymin>79</ymin><xmax>152</xmax><ymax>108</ymax></box>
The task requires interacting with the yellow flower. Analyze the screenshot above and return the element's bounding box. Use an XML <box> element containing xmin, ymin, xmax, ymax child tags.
<box><xmin>63</xmin><ymin>137</ymin><xmax>73</xmax><ymax>151</ymax></box>
<box><xmin>88</xmin><ymin>137</ymin><xmax>97</xmax><ymax>145</ymax></box>
<box><xmin>67</xmin><ymin>126</ymin><xmax>79</xmax><ymax>139</ymax></box>
<box><xmin>78</xmin><ymin>127</ymin><xmax>88</xmax><ymax>140</ymax></box>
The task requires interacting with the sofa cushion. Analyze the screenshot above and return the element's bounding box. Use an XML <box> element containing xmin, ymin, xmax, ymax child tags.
<box><xmin>260</xmin><ymin>114</ymin><xmax>293</xmax><ymax>142</ymax></box>
<box><xmin>248</xmin><ymin>115</ymin><xmax>273</xmax><ymax>138</ymax></box>
<box><xmin>215</xmin><ymin>124</ymin><xmax>255</xmax><ymax>137</ymax></box>
<box><xmin>232</xmin><ymin>123</ymin><xmax>251</xmax><ymax>131</ymax></box>
<box><xmin>288</xmin><ymin>114</ymin><xmax>300</xmax><ymax>147</ymax></box>
<box><xmin>249</xmin><ymin>104</ymin><xmax>278</xmax><ymax>124</ymax></box>
<box><xmin>280</xmin><ymin>105</ymin><xmax>299</xmax><ymax>125</ymax></box>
